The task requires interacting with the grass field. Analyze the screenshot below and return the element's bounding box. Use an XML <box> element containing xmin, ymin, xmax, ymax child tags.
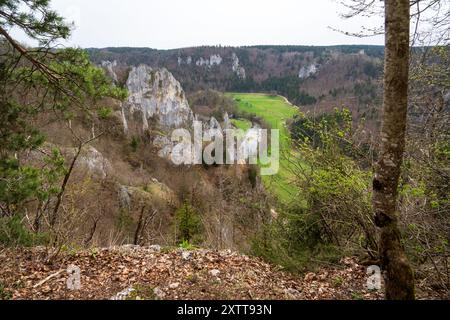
<box><xmin>227</xmin><ymin>93</ymin><xmax>301</xmax><ymax>204</ymax></box>
<box><xmin>228</xmin><ymin>93</ymin><xmax>298</xmax><ymax>143</ymax></box>
<box><xmin>230</xmin><ymin>118</ymin><xmax>252</xmax><ymax>131</ymax></box>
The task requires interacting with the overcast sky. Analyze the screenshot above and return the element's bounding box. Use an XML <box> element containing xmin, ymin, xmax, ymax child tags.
<box><xmin>14</xmin><ymin>0</ymin><xmax>385</xmax><ymax>49</ymax></box>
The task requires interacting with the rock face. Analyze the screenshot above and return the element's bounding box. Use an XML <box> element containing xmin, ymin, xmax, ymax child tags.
<box><xmin>223</xmin><ymin>112</ymin><xmax>232</xmax><ymax>130</ymax></box>
<box><xmin>118</xmin><ymin>179</ymin><xmax>177</xmax><ymax>212</ymax></box>
<box><xmin>101</xmin><ymin>60</ymin><xmax>119</xmax><ymax>84</ymax></box>
<box><xmin>194</xmin><ymin>55</ymin><xmax>223</xmax><ymax>67</ymax></box>
<box><xmin>231</xmin><ymin>53</ymin><xmax>246</xmax><ymax>79</ymax></box>
<box><xmin>101</xmin><ymin>62</ymin><xmax>262</xmax><ymax>165</ymax></box>
<box><xmin>100</xmin><ymin>62</ymin><xmax>194</xmax><ymax>132</ymax></box>
<box><xmin>78</xmin><ymin>146</ymin><xmax>112</xmax><ymax>179</ymax></box>
<box><xmin>125</xmin><ymin>65</ymin><xmax>194</xmax><ymax>130</ymax></box>
<box><xmin>209</xmin><ymin>54</ymin><xmax>223</xmax><ymax>66</ymax></box>
<box><xmin>298</xmin><ymin>63</ymin><xmax>318</xmax><ymax>79</ymax></box>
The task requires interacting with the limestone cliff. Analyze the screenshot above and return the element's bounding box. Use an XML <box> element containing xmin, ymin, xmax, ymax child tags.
<box><xmin>298</xmin><ymin>63</ymin><xmax>318</xmax><ymax>79</ymax></box>
<box><xmin>125</xmin><ymin>65</ymin><xmax>194</xmax><ymax>130</ymax></box>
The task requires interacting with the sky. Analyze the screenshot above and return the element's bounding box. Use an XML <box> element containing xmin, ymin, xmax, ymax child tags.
<box><xmin>13</xmin><ymin>0</ymin><xmax>385</xmax><ymax>49</ymax></box>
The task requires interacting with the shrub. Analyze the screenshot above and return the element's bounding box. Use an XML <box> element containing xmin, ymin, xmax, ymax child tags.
<box><xmin>0</xmin><ymin>215</ymin><xmax>49</xmax><ymax>247</ymax></box>
<box><xmin>252</xmin><ymin>109</ymin><xmax>377</xmax><ymax>270</ymax></box>
<box><xmin>175</xmin><ymin>201</ymin><xmax>203</xmax><ymax>244</ymax></box>
<box><xmin>97</xmin><ymin>107</ymin><xmax>113</xmax><ymax>119</ymax></box>
<box><xmin>130</xmin><ymin>136</ymin><xmax>140</xmax><ymax>152</ymax></box>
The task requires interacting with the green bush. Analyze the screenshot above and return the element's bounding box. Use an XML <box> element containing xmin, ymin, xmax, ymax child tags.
<box><xmin>175</xmin><ymin>202</ymin><xmax>203</xmax><ymax>244</ymax></box>
<box><xmin>130</xmin><ymin>136</ymin><xmax>140</xmax><ymax>152</ymax></box>
<box><xmin>0</xmin><ymin>215</ymin><xmax>49</xmax><ymax>247</ymax></box>
<box><xmin>252</xmin><ymin>109</ymin><xmax>377</xmax><ymax>271</ymax></box>
<box><xmin>97</xmin><ymin>106</ymin><xmax>113</xmax><ymax>119</ymax></box>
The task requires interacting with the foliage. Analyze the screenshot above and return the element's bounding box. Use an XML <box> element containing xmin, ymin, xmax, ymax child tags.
<box><xmin>228</xmin><ymin>93</ymin><xmax>299</xmax><ymax>203</ymax></box>
<box><xmin>399</xmin><ymin>46</ymin><xmax>450</xmax><ymax>288</ymax></box>
<box><xmin>228</xmin><ymin>75</ymin><xmax>317</xmax><ymax>106</ymax></box>
<box><xmin>0</xmin><ymin>215</ymin><xmax>48</xmax><ymax>246</ymax></box>
<box><xmin>188</xmin><ymin>89</ymin><xmax>237</xmax><ymax>121</ymax></box>
<box><xmin>0</xmin><ymin>0</ymin><xmax>71</xmax><ymax>43</ymax></box>
<box><xmin>178</xmin><ymin>239</ymin><xmax>196</xmax><ymax>250</ymax></box>
<box><xmin>130</xmin><ymin>136</ymin><xmax>140</xmax><ymax>152</ymax></box>
<box><xmin>353</xmin><ymin>81</ymin><xmax>380</xmax><ymax>105</ymax></box>
<box><xmin>230</xmin><ymin>118</ymin><xmax>252</xmax><ymax>131</ymax></box>
<box><xmin>175</xmin><ymin>201</ymin><xmax>203</xmax><ymax>244</ymax></box>
<box><xmin>253</xmin><ymin>109</ymin><xmax>378</xmax><ymax>269</ymax></box>
<box><xmin>0</xmin><ymin>0</ymin><xmax>127</xmax><ymax>247</ymax></box>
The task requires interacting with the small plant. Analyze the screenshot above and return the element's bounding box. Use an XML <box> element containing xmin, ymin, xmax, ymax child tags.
<box><xmin>178</xmin><ymin>239</ymin><xmax>195</xmax><ymax>250</ymax></box>
<box><xmin>332</xmin><ymin>276</ymin><xmax>344</xmax><ymax>287</ymax></box>
<box><xmin>186</xmin><ymin>273</ymin><xmax>199</xmax><ymax>284</ymax></box>
<box><xmin>130</xmin><ymin>136</ymin><xmax>140</xmax><ymax>152</ymax></box>
<box><xmin>127</xmin><ymin>284</ymin><xmax>156</xmax><ymax>300</ymax></box>
<box><xmin>175</xmin><ymin>201</ymin><xmax>203</xmax><ymax>244</ymax></box>
<box><xmin>97</xmin><ymin>107</ymin><xmax>113</xmax><ymax>119</ymax></box>
<box><xmin>0</xmin><ymin>282</ymin><xmax>12</xmax><ymax>300</ymax></box>
<box><xmin>351</xmin><ymin>292</ymin><xmax>364</xmax><ymax>300</ymax></box>
<box><xmin>0</xmin><ymin>215</ymin><xmax>49</xmax><ymax>247</ymax></box>
<box><xmin>89</xmin><ymin>247</ymin><xmax>99</xmax><ymax>259</ymax></box>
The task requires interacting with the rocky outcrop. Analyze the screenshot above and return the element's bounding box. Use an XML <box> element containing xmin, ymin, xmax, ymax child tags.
<box><xmin>178</xmin><ymin>56</ymin><xmax>193</xmax><ymax>66</ymax></box>
<box><xmin>298</xmin><ymin>63</ymin><xmax>318</xmax><ymax>79</ymax></box>
<box><xmin>31</xmin><ymin>143</ymin><xmax>112</xmax><ymax>179</ymax></box>
<box><xmin>78</xmin><ymin>146</ymin><xmax>113</xmax><ymax>179</ymax></box>
<box><xmin>118</xmin><ymin>178</ymin><xmax>177</xmax><ymax>212</ymax></box>
<box><xmin>125</xmin><ymin>65</ymin><xmax>194</xmax><ymax>130</ymax></box>
<box><xmin>209</xmin><ymin>54</ymin><xmax>223</xmax><ymax>66</ymax></box>
<box><xmin>101</xmin><ymin>60</ymin><xmax>119</xmax><ymax>84</ymax></box>
<box><xmin>231</xmin><ymin>53</ymin><xmax>246</xmax><ymax>79</ymax></box>
<box><xmin>223</xmin><ymin>112</ymin><xmax>232</xmax><ymax>130</ymax></box>
<box><xmin>194</xmin><ymin>55</ymin><xmax>223</xmax><ymax>67</ymax></box>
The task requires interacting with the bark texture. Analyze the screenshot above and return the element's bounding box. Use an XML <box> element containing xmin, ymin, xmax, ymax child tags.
<box><xmin>372</xmin><ymin>0</ymin><xmax>415</xmax><ymax>300</ymax></box>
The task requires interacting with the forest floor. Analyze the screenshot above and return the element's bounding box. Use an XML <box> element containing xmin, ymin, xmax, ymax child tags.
<box><xmin>0</xmin><ymin>245</ymin><xmax>444</xmax><ymax>300</ymax></box>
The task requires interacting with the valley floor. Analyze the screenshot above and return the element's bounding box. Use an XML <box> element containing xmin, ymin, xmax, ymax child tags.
<box><xmin>0</xmin><ymin>245</ymin><xmax>383</xmax><ymax>300</ymax></box>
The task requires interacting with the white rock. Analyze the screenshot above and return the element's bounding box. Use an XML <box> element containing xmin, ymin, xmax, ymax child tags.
<box><xmin>153</xmin><ymin>287</ymin><xmax>165</xmax><ymax>299</ymax></box>
<box><xmin>118</xmin><ymin>185</ymin><xmax>132</xmax><ymax>210</ymax></box>
<box><xmin>110</xmin><ymin>287</ymin><xmax>135</xmax><ymax>300</ymax></box>
<box><xmin>231</xmin><ymin>53</ymin><xmax>246</xmax><ymax>79</ymax></box>
<box><xmin>284</xmin><ymin>288</ymin><xmax>300</xmax><ymax>297</ymax></box>
<box><xmin>149</xmin><ymin>245</ymin><xmax>161</xmax><ymax>252</ymax></box>
<box><xmin>125</xmin><ymin>65</ymin><xmax>193</xmax><ymax>130</ymax></box>
<box><xmin>153</xmin><ymin>135</ymin><xmax>173</xmax><ymax>159</ymax></box>
<box><xmin>209</xmin><ymin>269</ymin><xmax>221</xmax><ymax>277</ymax></box>
<box><xmin>78</xmin><ymin>146</ymin><xmax>112</xmax><ymax>179</ymax></box>
<box><xmin>169</xmin><ymin>282</ymin><xmax>180</xmax><ymax>289</ymax></box>
<box><xmin>298</xmin><ymin>64</ymin><xmax>318</xmax><ymax>79</ymax></box>
<box><xmin>181</xmin><ymin>251</ymin><xmax>191</xmax><ymax>261</ymax></box>
<box><xmin>101</xmin><ymin>60</ymin><xmax>118</xmax><ymax>84</ymax></box>
<box><xmin>219</xmin><ymin>249</ymin><xmax>232</xmax><ymax>257</ymax></box>
<box><xmin>210</xmin><ymin>54</ymin><xmax>222</xmax><ymax>66</ymax></box>
<box><xmin>196</xmin><ymin>57</ymin><xmax>209</xmax><ymax>67</ymax></box>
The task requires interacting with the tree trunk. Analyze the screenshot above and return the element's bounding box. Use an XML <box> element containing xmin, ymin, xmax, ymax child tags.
<box><xmin>372</xmin><ymin>0</ymin><xmax>415</xmax><ymax>300</ymax></box>
<box><xmin>51</xmin><ymin>145</ymin><xmax>82</xmax><ymax>227</ymax></box>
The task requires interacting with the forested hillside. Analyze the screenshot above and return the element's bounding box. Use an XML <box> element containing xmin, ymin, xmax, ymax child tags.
<box><xmin>0</xmin><ymin>0</ymin><xmax>448</xmax><ymax>303</ymax></box>
<box><xmin>88</xmin><ymin>45</ymin><xmax>385</xmax><ymax>132</ymax></box>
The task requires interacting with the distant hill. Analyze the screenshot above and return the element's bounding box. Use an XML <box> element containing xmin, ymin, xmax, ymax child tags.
<box><xmin>87</xmin><ymin>45</ymin><xmax>385</xmax><ymax>132</ymax></box>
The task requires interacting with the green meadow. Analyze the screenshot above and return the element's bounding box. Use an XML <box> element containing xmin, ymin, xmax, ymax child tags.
<box><xmin>227</xmin><ymin>93</ymin><xmax>301</xmax><ymax>204</ymax></box>
<box><xmin>230</xmin><ymin>118</ymin><xmax>252</xmax><ymax>131</ymax></box>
